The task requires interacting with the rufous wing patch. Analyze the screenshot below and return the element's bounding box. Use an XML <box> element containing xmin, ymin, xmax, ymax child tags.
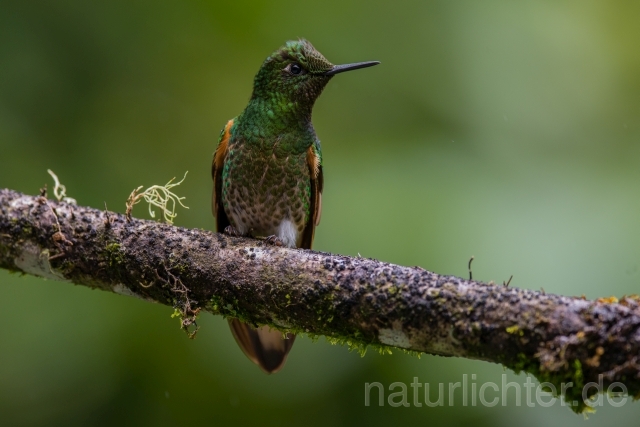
<box><xmin>212</xmin><ymin>119</ymin><xmax>234</xmax><ymax>223</ymax></box>
<box><xmin>213</xmin><ymin>119</ymin><xmax>233</xmax><ymax>173</ymax></box>
<box><xmin>306</xmin><ymin>144</ymin><xmax>320</xmax><ymax>180</ymax></box>
<box><xmin>306</xmin><ymin>145</ymin><xmax>322</xmax><ymax>226</ymax></box>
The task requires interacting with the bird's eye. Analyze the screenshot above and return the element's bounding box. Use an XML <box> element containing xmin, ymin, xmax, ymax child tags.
<box><xmin>287</xmin><ymin>63</ymin><xmax>304</xmax><ymax>75</ymax></box>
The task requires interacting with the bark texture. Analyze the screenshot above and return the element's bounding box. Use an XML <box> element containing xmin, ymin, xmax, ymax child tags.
<box><xmin>1</xmin><ymin>188</ymin><xmax>639</xmax><ymax>412</ymax></box>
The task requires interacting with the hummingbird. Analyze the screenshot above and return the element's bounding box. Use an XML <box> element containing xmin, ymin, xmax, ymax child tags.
<box><xmin>211</xmin><ymin>39</ymin><xmax>379</xmax><ymax>373</ymax></box>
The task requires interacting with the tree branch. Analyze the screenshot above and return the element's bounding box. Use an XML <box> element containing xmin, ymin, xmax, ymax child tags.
<box><xmin>1</xmin><ymin>188</ymin><xmax>639</xmax><ymax>412</ymax></box>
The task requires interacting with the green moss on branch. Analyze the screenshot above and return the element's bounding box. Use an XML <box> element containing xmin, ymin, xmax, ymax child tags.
<box><xmin>2</xmin><ymin>188</ymin><xmax>640</xmax><ymax>413</ymax></box>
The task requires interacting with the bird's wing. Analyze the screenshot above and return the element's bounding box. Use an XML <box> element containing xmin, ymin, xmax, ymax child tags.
<box><xmin>300</xmin><ymin>141</ymin><xmax>323</xmax><ymax>249</ymax></box>
<box><xmin>212</xmin><ymin>119</ymin><xmax>234</xmax><ymax>232</ymax></box>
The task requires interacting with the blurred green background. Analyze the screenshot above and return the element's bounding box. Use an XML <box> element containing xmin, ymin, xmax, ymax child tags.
<box><xmin>1</xmin><ymin>0</ymin><xmax>640</xmax><ymax>425</ymax></box>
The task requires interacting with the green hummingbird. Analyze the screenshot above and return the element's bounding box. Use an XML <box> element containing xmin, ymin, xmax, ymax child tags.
<box><xmin>211</xmin><ymin>39</ymin><xmax>379</xmax><ymax>373</ymax></box>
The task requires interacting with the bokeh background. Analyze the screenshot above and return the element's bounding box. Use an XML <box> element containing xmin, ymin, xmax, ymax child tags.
<box><xmin>1</xmin><ymin>0</ymin><xmax>640</xmax><ymax>425</ymax></box>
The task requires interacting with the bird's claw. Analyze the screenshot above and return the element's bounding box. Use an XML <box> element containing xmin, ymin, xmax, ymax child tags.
<box><xmin>265</xmin><ymin>235</ymin><xmax>284</xmax><ymax>247</ymax></box>
<box><xmin>224</xmin><ymin>226</ymin><xmax>240</xmax><ymax>237</ymax></box>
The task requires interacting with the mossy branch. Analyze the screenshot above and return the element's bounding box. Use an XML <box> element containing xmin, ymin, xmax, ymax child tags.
<box><xmin>1</xmin><ymin>188</ymin><xmax>640</xmax><ymax>413</ymax></box>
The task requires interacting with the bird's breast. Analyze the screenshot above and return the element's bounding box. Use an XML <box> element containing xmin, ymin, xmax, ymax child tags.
<box><xmin>222</xmin><ymin>142</ymin><xmax>311</xmax><ymax>248</ymax></box>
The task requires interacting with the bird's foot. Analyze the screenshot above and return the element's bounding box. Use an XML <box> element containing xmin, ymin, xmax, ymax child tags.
<box><xmin>265</xmin><ymin>235</ymin><xmax>284</xmax><ymax>247</ymax></box>
<box><xmin>224</xmin><ymin>225</ymin><xmax>241</xmax><ymax>237</ymax></box>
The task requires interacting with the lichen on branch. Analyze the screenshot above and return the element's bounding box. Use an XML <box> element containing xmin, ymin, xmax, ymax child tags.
<box><xmin>125</xmin><ymin>172</ymin><xmax>189</xmax><ymax>224</ymax></box>
<box><xmin>1</xmin><ymin>188</ymin><xmax>640</xmax><ymax>413</ymax></box>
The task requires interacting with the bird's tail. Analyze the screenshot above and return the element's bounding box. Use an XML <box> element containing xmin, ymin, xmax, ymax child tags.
<box><xmin>228</xmin><ymin>319</ymin><xmax>295</xmax><ymax>374</ymax></box>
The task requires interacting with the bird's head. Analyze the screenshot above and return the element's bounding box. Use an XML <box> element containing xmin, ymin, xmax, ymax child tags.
<box><xmin>251</xmin><ymin>39</ymin><xmax>379</xmax><ymax>111</ymax></box>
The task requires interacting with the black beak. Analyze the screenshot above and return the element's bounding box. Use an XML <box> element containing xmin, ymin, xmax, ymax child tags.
<box><xmin>323</xmin><ymin>61</ymin><xmax>380</xmax><ymax>76</ymax></box>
